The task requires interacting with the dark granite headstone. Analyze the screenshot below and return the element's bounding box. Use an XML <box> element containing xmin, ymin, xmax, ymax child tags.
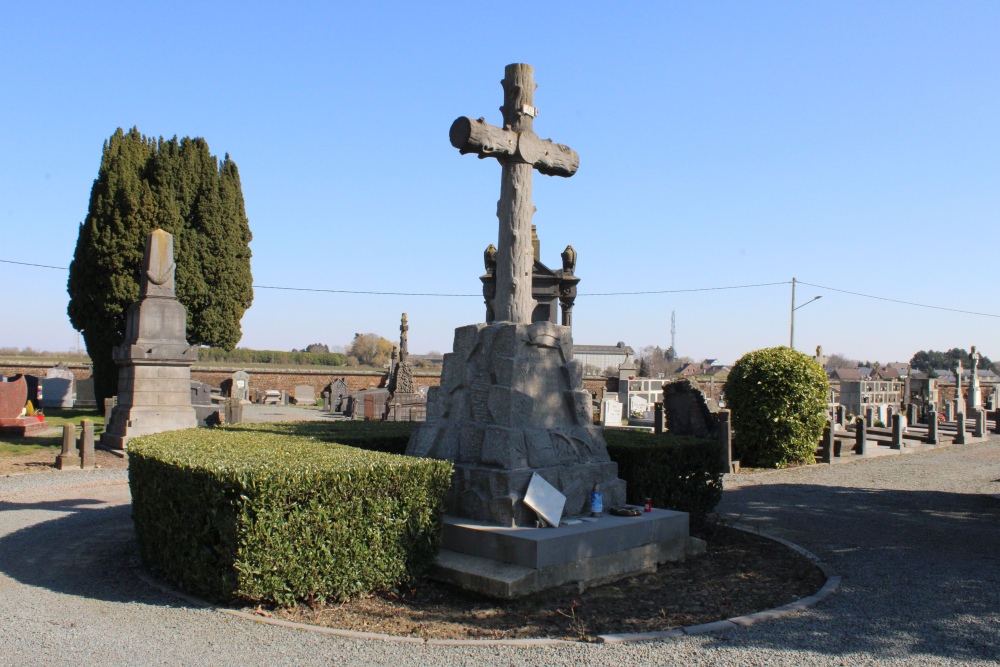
<box><xmin>661</xmin><ymin>378</ymin><xmax>719</xmax><ymax>439</ymax></box>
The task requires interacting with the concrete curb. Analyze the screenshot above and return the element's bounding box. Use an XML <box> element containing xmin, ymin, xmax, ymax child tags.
<box><xmin>135</xmin><ymin>524</ymin><xmax>838</xmax><ymax>648</ymax></box>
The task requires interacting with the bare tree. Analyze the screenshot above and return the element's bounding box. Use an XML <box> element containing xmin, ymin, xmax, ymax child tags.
<box><xmin>825</xmin><ymin>353</ymin><xmax>859</xmax><ymax>369</ymax></box>
<box><xmin>348</xmin><ymin>333</ymin><xmax>394</xmax><ymax>367</ymax></box>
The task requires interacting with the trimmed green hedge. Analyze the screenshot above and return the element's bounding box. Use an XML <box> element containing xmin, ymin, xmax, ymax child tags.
<box><xmin>602</xmin><ymin>430</ymin><xmax>723</xmax><ymax>527</ymax></box>
<box><xmin>270</xmin><ymin>421</ymin><xmax>724</xmax><ymax>527</ymax></box>
<box><xmin>230</xmin><ymin>421</ymin><xmax>413</xmax><ymax>455</ymax></box>
<box><xmin>128</xmin><ymin>428</ymin><xmax>452</xmax><ymax>606</ymax></box>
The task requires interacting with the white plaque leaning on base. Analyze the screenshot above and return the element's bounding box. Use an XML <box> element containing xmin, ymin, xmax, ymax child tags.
<box><xmin>523</xmin><ymin>473</ymin><xmax>567</xmax><ymax>527</ymax></box>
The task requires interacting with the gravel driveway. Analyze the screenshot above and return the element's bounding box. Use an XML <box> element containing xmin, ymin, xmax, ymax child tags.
<box><xmin>1</xmin><ymin>440</ymin><xmax>998</xmax><ymax>666</ymax></box>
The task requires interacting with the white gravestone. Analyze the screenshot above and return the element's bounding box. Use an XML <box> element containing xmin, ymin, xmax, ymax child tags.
<box><xmin>601</xmin><ymin>399</ymin><xmax>623</xmax><ymax>427</ymax></box>
<box><xmin>42</xmin><ymin>368</ymin><xmax>75</xmax><ymax>408</ymax></box>
<box><xmin>630</xmin><ymin>395</ymin><xmax>649</xmax><ymax>418</ymax></box>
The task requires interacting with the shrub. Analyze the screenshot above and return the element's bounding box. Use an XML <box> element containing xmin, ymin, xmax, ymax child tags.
<box><xmin>724</xmin><ymin>347</ymin><xmax>829</xmax><ymax>468</ymax></box>
<box><xmin>602</xmin><ymin>430</ymin><xmax>723</xmax><ymax>527</ymax></box>
<box><xmin>128</xmin><ymin>428</ymin><xmax>452</xmax><ymax>606</ymax></box>
<box><xmin>235</xmin><ymin>420</ymin><xmax>414</xmax><ymax>455</ymax></box>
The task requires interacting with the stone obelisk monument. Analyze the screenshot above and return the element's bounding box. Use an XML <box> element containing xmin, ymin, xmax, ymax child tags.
<box><xmin>407</xmin><ymin>64</ymin><xmax>626</xmax><ymax>526</ymax></box>
<box><xmin>102</xmin><ymin>229</ymin><xmax>198</xmax><ymax>449</ymax></box>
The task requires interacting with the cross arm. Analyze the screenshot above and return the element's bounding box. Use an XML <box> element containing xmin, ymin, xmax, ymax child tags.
<box><xmin>450</xmin><ymin>117</ymin><xmax>579</xmax><ymax>177</ymax></box>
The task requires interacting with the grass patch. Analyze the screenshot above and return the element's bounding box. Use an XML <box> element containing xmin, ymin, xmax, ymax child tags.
<box><xmin>0</xmin><ymin>409</ymin><xmax>103</xmax><ymax>452</ymax></box>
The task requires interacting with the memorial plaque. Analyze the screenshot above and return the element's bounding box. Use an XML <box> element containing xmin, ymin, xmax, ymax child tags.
<box><xmin>523</xmin><ymin>473</ymin><xmax>567</xmax><ymax>527</ymax></box>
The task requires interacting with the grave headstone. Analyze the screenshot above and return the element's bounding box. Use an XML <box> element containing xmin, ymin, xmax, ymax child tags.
<box><xmin>104</xmin><ymin>397</ymin><xmax>116</xmax><ymax>427</ymax></box>
<box><xmin>855</xmin><ymin>417</ymin><xmax>868</xmax><ymax>456</ymax></box>
<box><xmin>322</xmin><ymin>391</ymin><xmax>331</xmax><ymax>412</ymax></box>
<box><xmin>74</xmin><ymin>376</ymin><xmax>97</xmax><ymax>408</ymax></box>
<box><xmin>329</xmin><ymin>378</ymin><xmax>349</xmax><ymax>413</ymax></box>
<box><xmin>653</xmin><ymin>402</ymin><xmax>666</xmax><ymax>434</ymax></box>
<box><xmin>629</xmin><ymin>395</ymin><xmax>649</xmax><ymax>418</ymax></box>
<box><xmin>601</xmin><ymin>399</ymin><xmax>622</xmax><ymax>427</ymax></box>
<box><xmin>968</xmin><ymin>346</ymin><xmax>982</xmax><ymax>411</ymax></box>
<box><xmin>974</xmin><ymin>409</ymin><xmax>985</xmax><ymax>438</ymax></box>
<box><xmin>0</xmin><ymin>376</ymin><xmax>47</xmax><ymax>436</ymax></box>
<box><xmin>821</xmin><ymin>423</ymin><xmax>834</xmax><ymax>463</ymax></box>
<box><xmin>101</xmin><ymin>229</ymin><xmax>197</xmax><ymax>449</ymax></box>
<box><xmin>230</xmin><ymin>370</ymin><xmax>250</xmax><ymax>402</ymax></box>
<box><xmin>293</xmin><ymin>385</ymin><xmax>315</xmax><ymax>405</ymax></box>
<box><xmin>906</xmin><ymin>403</ymin><xmax>917</xmax><ymax>425</ymax></box>
<box><xmin>56</xmin><ymin>424</ymin><xmax>81</xmax><ymax>470</ymax></box>
<box><xmin>865</xmin><ymin>407</ymin><xmax>874</xmax><ymax>427</ymax></box>
<box><xmin>836</xmin><ymin>404</ymin><xmax>846</xmax><ymax>425</ymax></box>
<box><xmin>926</xmin><ymin>411</ymin><xmax>939</xmax><ymax>445</ymax></box>
<box><xmin>191</xmin><ymin>381</ymin><xmax>219</xmax><ymax>426</ymax></box>
<box><xmin>945</xmin><ymin>402</ymin><xmax>954</xmax><ymax>422</ymax></box>
<box><xmin>42</xmin><ymin>367</ymin><xmax>75</xmax><ymax>409</ymax></box>
<box><xmin>79</xmin><ymin>419</ymin><xmax>95</xmax><ymax>470</ymax></box>
<box><xmin>954</xmin><ymin>412</ymin><xmax>966</xmax><ymax>444</ymax></box>
<box><xmin>890</xmin><ymin>414</ymin><xmax>903</xmax><ymax>450</ymax></box>
<box><xmin>224</xmin><ymin>397</ymin><xmax>243</xmax><ymax>425</ymax></box>
<box><xmin>717</xmin><ymin>410</ymin><xmax>733</xmax><ymax>473</ymax></box>
<box><xmin>661</xmin><ymin>378</ymin><xmax>719</xmax><ymax>438</ymax></box>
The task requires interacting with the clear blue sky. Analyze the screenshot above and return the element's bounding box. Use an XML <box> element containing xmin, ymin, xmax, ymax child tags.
<box><xmin>2</xmin><ymin>1</ymin><xmax>998</xmax><ymax>364</ymax></box>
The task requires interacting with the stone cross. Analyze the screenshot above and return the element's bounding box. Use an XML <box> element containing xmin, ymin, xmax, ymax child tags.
<box><xmin>450</xmin><ymin>63</ymin><xmax>579</xmax><ymax>323</ymax></box>
<box><xmin>399</xmin><ymin>313</ymin><xmax>409</xmax><ymax>362</ymax></box>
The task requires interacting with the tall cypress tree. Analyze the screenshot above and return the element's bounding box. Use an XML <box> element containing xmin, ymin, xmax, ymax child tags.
<box><xmin>68</xmin><ymin>128</ymin><xmax>254</xmax><ymax>403</ymax></box>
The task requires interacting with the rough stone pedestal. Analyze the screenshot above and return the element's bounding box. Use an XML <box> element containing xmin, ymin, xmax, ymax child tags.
<box><xmin>101</xmin><ymin>230</ymin><xmax>197</xmax><ymax>449</ymax></box>
<box><xmin>407</xmin><ymin>321</ymin><xmax>626</xmax><ymax>527</ymax></box>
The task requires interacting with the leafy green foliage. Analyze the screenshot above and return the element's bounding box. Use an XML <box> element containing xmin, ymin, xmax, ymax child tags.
<box><xmin>910</xmin><ymin>348</ymin><xmax>995</xmax><ymax>374</ymax></box>
<box><xmin>128</xmin><ymin>427</ymin><xmax>452</xmax><ymax>606</ymax></box>
<box><xmin>724</xmin><ymin>347</ymin><xmax>829</xmax><ymax>468</ymax></box>
<box><xmin>68</xmin><ymin>128</ymin><xmax>253</xmax><ymax>402</ymax></box>
<box><xmin>602</xmin><ymin>430</ymin><xmax>723</xmax><ymax>527</ymax></box>
<box><xmin>244</xmin><ymin>420</ymin><xmax>415</xmax><ymax>455</ymax></box>
<box><xmin>198</xmin><ymin>347</ymin><xmax>347</xmax><ymax>367</ymax></box>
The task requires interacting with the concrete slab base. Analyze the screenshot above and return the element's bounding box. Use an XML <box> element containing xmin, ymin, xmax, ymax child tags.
<box><xmin>0</xmin><ymin>417</ymin><xmax>50</xmax><ymax>436</ymax></box>
<box><xmin>431</xmin><ymin>510</ymin><xmax>706</xmax><ymax>598</ymax></box>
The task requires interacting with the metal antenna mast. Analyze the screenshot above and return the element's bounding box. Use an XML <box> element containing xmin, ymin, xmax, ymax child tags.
<box><xmin>671</xmin><ymin>310</ymin><xmax>676</xmax><ymax>353</ymax></box>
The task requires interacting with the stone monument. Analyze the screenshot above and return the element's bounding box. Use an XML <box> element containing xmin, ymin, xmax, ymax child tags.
<box><xmin>385</xmin><ymin>313</ymin><xmax>425</xmax><ymax>421</ymax></box>
<box><xmin>408</xmin><ymin>66</ymin><xmax>702</xmax><ymax>600</ymax></box>
<box><xmin>229</xmin><ymin>370</ymin><xmax>250</xmax><ymax>402</ymax></box>
<box><xmin>968</xmin><ymin>346</ymin><xmax>982</xmax><ymax>412</ymax></box>
<box><xmin>407</xmin><ymin>63</ymin><xmax>626</xmax><ymax>526</ymax></box>
<box><xmin>955</xmin><ymin>359</ymin><xmax>966</xmax><ymax>416</ymax></box>
<box><xmin>101</xmin><ymin>229</ymin><xmax>198</xmax><ymax>449</ymax></box>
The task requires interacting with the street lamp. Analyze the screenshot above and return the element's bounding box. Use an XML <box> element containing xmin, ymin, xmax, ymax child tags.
<box><xmin>789</xmin><ymin>277</ymin><xmax>821</xmax><ymax>350</ymax></box>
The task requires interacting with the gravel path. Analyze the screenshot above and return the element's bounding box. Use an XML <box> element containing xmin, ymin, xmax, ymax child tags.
<box><xmin>1</xmin><ymin>441</ymin><xmax>998</xmax><ymax>666</ymax></box>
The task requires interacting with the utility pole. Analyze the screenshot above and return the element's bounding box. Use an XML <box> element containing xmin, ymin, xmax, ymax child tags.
<box><xmin>790</xmin><ymin>277</ymin><xmax>821</xmax><ymax>350</ymax></box>
<box><xmin>789</xmin><ymin>278</ymin><xmax>796</xmax><ymax>349</ymax></box>
<box><xmin>670</xmin><ymin>310</ymin><xmax>676</xmax><ymax>355</ymax></box>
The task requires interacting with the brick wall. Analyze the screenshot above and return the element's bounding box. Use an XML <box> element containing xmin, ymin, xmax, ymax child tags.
<box><xmin>0</xmin><ymin>361</ymin><xmax>92</xmax><ymax>382</ymax></box>
<box><xmin>2</xmin><ymin>360</ymin><xmax>622</xmax><ymax>401</ymax></box>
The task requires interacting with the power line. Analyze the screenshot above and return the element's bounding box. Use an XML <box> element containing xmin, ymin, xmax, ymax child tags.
<box><xmin>254</xmin><ymin>284</ymin><xmax>480</xmax><ymax>297</ymax></box>
<box><xmin>580</xmin><ymin>281</ymin><xmax>789</xmax><ymax>296</ymax></box>
<box><xmin>0</xmin><ymin>259</ymin><xmax>790</xmax><ymax>298</ymax></box>
<box><xmin>796</xmin><ymin>280</ymin><xmax>1000</xmax><ymax>319</ymax></box>
<box><xmin>4</xmin><ymin>256</ymin><xmax>999</xmax><ymax>316</ymax></box>
<box><xmin>0</xmin><ymin>259</ymin><xmax>70</xmax><ymax>271</ymax></box>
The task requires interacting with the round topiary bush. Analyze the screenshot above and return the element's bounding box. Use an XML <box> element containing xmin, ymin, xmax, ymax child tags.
<box><xmin>724</xmin><ymin>347</ymin><xmax>829</xmax><ymax>468</ymax></box>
